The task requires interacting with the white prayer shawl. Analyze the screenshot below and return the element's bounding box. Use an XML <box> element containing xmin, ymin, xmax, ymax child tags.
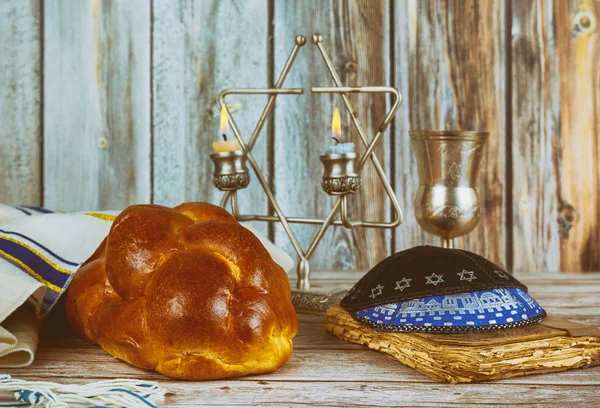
<box><xmin>0</xmin><ymin>204</ymin><xmax>294</xmax><ymax>368</ymax></box>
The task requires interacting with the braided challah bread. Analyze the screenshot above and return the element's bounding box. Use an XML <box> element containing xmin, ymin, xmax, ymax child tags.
<box><xmin>66</xmin><ymin>202</ymin><xmax>297</xmax><ymax>380</ymax></box>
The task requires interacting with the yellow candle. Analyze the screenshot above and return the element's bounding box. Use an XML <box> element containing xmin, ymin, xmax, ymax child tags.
<box><xmin>212</xmin><ymin>139</ymin><xmax>240</xmax><ymax>153</ymax></box>
<box><xmin>213</xmin><ymin>104</ymin><xmax>241</xmax><ymax>153</ymax></box>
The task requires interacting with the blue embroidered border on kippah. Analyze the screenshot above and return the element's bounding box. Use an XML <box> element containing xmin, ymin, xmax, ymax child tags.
<box><xmin>354</xmin><ymin>287</ymin><xmax>544</xmax><ymax>330</ymax></box>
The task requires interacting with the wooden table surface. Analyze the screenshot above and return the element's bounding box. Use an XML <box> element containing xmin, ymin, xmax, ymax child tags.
<box><xmin>4</xmin><ymin>272</ymin><xmax>600</xmax><ymax>407</ymax></box>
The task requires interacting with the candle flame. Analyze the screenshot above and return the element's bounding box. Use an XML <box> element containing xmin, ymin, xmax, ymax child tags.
<box><xmin>220</xmin><ymin>104</ymin><xmax>229</xmax><ymax>135</ymax></box>
<box><xmin>332</xmin><ymin>107</ymin><xmax>342</xmax><ymax>141</ymax></box>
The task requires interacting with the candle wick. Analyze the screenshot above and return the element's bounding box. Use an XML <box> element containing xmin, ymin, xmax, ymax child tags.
<box><xmin>332</xmin><ymin>136</ymin><xmax>340</xmax><ymax>145</ymax></box>
<box><xmin>222</xmin><ymin>134</ymin><xmax>227</xmax><ymax>142</ymax></box>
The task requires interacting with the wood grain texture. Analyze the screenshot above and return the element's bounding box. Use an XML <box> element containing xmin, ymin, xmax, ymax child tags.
<box><xmin>512</xmin><ymin>0</ymin><xmax>600</xmax><ymax>272</ymax></box>
<box><xmin>0</xmin><ymin>0</ymin><xmax>42</xmax><ymax>206</ymax></box>
<box><xmin>392</xmin><ymin>0</ymin><xmax>437</xmax><ymax>252</ymax></box>
<box><xmin>511</xmin><ymin>0</ymin><xmax>561</xmax><ymax>273</ymax></box>
<box><xmin>393</xmin><ymin>0</ymin><xmax>507</xmax><ymax>268</ymax></box>
<box><xmin>556</xmin><ymin>0</ymin><xmax>600</xmax><ymax>271</ymax></box>
<box><xmin>4</xmin><ymin>273</ymin><xmax>600</xmax><ymax>407</ymax></box>
<box><xmin>151</xmin><ymin>0</ymin><xmax>270</xmax><ymax>235</ymax></box>
<box><xmin>43</xmin><ymin>0</ymin><xmax>151</xmax><ymax>211</ymax></box>
<box><xmin>273</xmin><ymin>0</ymin><xmax>391</xmax><ymax>271</ymax></box>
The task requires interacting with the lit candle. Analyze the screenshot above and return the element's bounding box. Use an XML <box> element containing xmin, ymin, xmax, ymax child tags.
<box><xmin>212</xmin><ymin>104</ymin><xmax>241</xmax><ymax>153</ymax></box>
<box><xmin>325</xmin><ymin>107</ymin><xmax>355</xmax><ymax>155</ymax></box>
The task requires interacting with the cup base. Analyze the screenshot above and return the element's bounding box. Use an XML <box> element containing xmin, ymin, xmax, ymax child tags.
<box><xmin>321</xmin><ymin>176</ymin><xmax>361</xmax><ymax>195</ymax></box>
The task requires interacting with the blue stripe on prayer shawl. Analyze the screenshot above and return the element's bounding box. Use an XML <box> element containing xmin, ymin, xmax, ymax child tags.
<box><xmin>0</xmin><ymin>229</ymin><xmax>79</xmax><ymax>267</ymax></box>
<box><xmin>109</xmin><ymin>388</ymin><xmax>157</xmax><ymax>408</ymax></box>
<box><xmin>18</xmin><ymin>205</ymin><xmax>54</xmax><ymax>214</ymax></box>
<box><xmin>0</xmin><ymin>238</ymin><xmax>71</xmax><ymax>289</ymax></box>
<box><xmin>11</xmin><ymin>206</ymin><xmax>31</xmax><ymax>216</ymax></box>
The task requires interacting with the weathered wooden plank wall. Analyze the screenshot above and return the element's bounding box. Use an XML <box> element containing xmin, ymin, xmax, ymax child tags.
<box><xmin>0</xmin><ymin>0</ymin><xmax>42</xmax><ymax>206</ymax></box>
<box><xmin>43</xmin><ymin>0</ymin><xmax>151</xmax><ymax>211</ymax></box>
<box><xmin>152</xmin><ymin>0</ymin><xmax>270</xmax><ymax>236</ymax></box>
<box><xmin>511</xmin><ymin>0</ymin><xmax>561</xmax><ymax>272</ymax></box>
<box><xmin>393</xmin><ymin>0</ymin><xmax>507</xmax><ymax>269</ymax></box>
<box><xmin>555</xmin><ymin>0</ymin><xmax>599</xmax><ymax>272</ymax></box>
<box><xmin>512</xmin><ymin>0</ymin><xmax>600</xmax><ymax>272</ymax></box>
<box><xmin>0</xmin><ymin>0</ymin><xmax>599</xmax><ymax>272</ymax></box>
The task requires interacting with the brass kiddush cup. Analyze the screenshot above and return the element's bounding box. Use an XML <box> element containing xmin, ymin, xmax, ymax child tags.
<box><xmin>410</xmin><ymin>130</ymin><xmax>489</xmax><ymax>249</ymax></box>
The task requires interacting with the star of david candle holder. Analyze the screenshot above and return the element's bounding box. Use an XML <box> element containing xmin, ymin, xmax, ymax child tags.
<box><xmin>210</xmin><ymin>34</ymin><xmax>404</xmax><ymax>312</ymax></box>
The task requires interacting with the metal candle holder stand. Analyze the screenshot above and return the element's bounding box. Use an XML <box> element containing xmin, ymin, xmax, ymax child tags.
<box><xmin>210</xmin><ymin>34</ymin><xmax>403</xmax><ymax>311</ymax></box>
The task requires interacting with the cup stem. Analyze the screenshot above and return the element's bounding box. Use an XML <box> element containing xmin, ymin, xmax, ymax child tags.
<box><xmin>441</xmin><ymin>238</ymin><xmax>455</xmax><ymax>249</ymax></box>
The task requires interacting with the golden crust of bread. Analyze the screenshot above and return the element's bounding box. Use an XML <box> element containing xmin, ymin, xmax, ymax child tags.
<box><xmin>66</xmin><ymin>202</ymin><xmax>297</xmax><ymax>380</ymax></box>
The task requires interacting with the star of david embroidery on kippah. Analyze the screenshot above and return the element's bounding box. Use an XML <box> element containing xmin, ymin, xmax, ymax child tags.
<box><xmin>370</xmin><ymin>284</ymin><xmax>384</xmax><ymax>299</ymax></box>
<box><xmin>493</xmin><ymin>270</ymin><xmax>510</xmax><ymax>280</ymax></box>
<box><xmin>457</xmin><ymin>269</ymin><xmax>477</xmax><ymax>282</ymax></box>
<box><xmin>394</xmin><ymin>277</ymin><xmax>412</xmax><ymax>291</ymax></box>
<box><xmin>425</xmin><ymin>273</ymin><xmax>444</xmax><ymax>286</ymax></box>
<box><xmin>347</xmin><ymin>287</ymin><xmax>359</xmax><ymax>301</ymax></box>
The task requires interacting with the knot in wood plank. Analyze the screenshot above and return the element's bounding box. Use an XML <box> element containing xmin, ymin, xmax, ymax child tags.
<box><xmin>573</xmin><ymin>10</ymin><xmax>597</xmax><ymax>36</ymax></box>
<box><xmin>558</xmin><ymin>202</ymin><xmax>578</xmax><ymax>239</ymax></box>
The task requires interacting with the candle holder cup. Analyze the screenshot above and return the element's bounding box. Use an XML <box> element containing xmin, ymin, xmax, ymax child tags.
<box><xmin>210</xmin><ymin>151</ymin><xmax>250</xmax><ymax>191</ymax></box>
<box><xmin>320</xmin><ymin>153</ymin><xmax>361</xmax><ymax>195</ymax></box>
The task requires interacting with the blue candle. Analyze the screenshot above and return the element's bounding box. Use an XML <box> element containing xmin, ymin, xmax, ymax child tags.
<box><xmin>326</xmin><ymin>142</ymin><xmax>355</xmax><ymax>155</ymax></box>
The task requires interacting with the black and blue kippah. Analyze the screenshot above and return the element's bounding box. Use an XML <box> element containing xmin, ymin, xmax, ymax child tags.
<box><xmin>340</xmin><ymin>246</ymin><xmax>545</xmax><ymax>333</ymax></box>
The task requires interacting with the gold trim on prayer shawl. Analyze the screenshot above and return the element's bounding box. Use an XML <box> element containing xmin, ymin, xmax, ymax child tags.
<box><xmin>84</xmin><ymin>213</ymin><xmax>117</xmax><ymax>222</ymax></box>
<box><xmin>0</xmin><ymin>249</ymin><xmax>61</xmax><ymax>293</ymax></box>
<box><xmin>0</xmin><ymin>236</ymin><xmax>73</xmax><ymax>275</ymax></box>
